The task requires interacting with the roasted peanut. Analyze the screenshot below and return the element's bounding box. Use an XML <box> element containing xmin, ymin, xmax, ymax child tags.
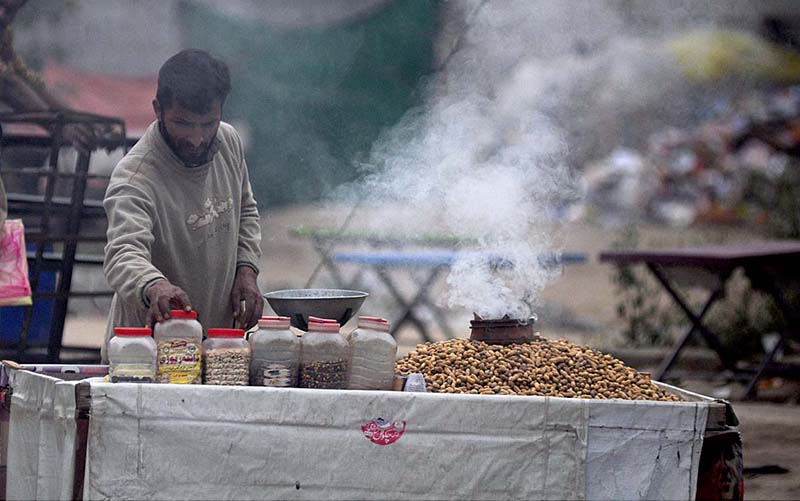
<box><xmin>395</xmin><ymin>338</ymin><xmax>680</xmax><ymax>402</ymax></box>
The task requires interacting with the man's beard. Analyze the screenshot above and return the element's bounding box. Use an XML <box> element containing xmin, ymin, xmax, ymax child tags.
<box><xmin>158</xmin><ymin>119</ymin><xmax>215</xmax><ymax>167</ymax></box>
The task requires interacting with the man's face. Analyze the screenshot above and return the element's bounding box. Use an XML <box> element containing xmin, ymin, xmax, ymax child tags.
<box><xmin>154</xmin><ymin>99</ymin><xmax>222</xmax><ymax>166</ymax></box>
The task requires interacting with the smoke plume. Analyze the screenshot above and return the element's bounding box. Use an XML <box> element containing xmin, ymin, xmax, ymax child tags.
<box><xmin>339</xmin><ymin>0</ymin><xmax>772</xmax><ymax>319</ymax></box>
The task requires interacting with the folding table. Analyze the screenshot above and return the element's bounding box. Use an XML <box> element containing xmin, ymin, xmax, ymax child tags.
<box><xmin>333</xmin><ymin>249</ymin><xmax>587</xmax><ymax>343</ymax></box>
<box><xmin>332</xmin><ymin>250</ymin><xmax>456</xmax><ymax>342</ymax></box>
<box><xmin>293</xmin><ymin>227</ymin><xmax>586</xmax><ymax>343</ymax></box>
<box><xmin>600</xmin><ymin>240</ymin><xmax>800</xmax><ymax>398</ymax></box>
<box><xmin>290</xmin><ymin>226</ymin><xmax>473</xmax><ymax>289</ymax></box>
<box><xmin>291</xmin><ymin>226</ymin><xmax>480</xmax><ymax>341</ymax></box>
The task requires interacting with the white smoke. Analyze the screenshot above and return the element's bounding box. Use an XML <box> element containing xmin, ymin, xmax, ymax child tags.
<box><xmin>346</xmin><ymin>2</ymin><xmax>579</xmax><ymax>319</ymax></box>
<box><xmin>339</xmin><ymin>0</ymin><xmax>776</xmax><ymax>319</ymax></box>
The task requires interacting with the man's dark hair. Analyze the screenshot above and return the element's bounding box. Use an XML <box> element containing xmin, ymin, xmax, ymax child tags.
<box><xmin>156</xmin><ymin>49</ymin><xmax>231</xmax><ymax>113</ymax></box>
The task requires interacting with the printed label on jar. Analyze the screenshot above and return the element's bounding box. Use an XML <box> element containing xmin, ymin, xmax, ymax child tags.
<box><xmin>110</xmin><ymin>363</ymin><xmax>155</xmax><ymax>383</ymax></box>
<box><xmin>263</xmin><ymin>364</ymin><xmax>293</xmax><ymax>387</ymax></box>
<box><xmin>157</xmin><ymin>339</ymin><xmax>201</xmax><ymax>384</ymax></box>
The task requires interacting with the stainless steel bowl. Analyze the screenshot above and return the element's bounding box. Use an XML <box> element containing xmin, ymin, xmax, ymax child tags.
<box><xmin>263</xmin><ymin>288</ymin><xmax>369</xmax><ymax>330</ymax></box>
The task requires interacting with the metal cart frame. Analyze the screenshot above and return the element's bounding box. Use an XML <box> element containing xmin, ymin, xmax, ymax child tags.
<box><xmin>1</xmin><ymin>111</ymin><xmax>129</xmax><ymax>363</ymax></box>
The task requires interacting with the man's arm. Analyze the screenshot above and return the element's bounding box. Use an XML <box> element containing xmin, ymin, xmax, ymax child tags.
<box><xmin>0</xmin><ymin>71</ymin><xmax>50</xmax><ymax>111</ymax></box>
<box><xmin>236</xmin><ymin>159</ymin><xmax>262</xmax><ymax>274</ymax></box>
<box><xmin>103</xmin><ymin>179</ymin><xmax>168</xmax><ymax>311</ymax></box>
<box><xmin>0</xmin><ymin>59</ymin><xmax>107</xmax><ymax>154</ymax></box>
<box><xmin>230</xmin><ymin>135</ymin><xmax>263</xmax><ymax>328</ymax></box>
<box><xmin>104</xmin><ymin>179</ymin><xmax>194</xmax><ymax>325</ymax></box>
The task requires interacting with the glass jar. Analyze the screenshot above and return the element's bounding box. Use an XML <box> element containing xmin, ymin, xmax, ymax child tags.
<box><xmin>108</xmin><ymin>327</ymin><xmax>157</xmax><ymax>383</ymax></box>
<box><xmin>299</xmin><ymin>316</ymin><xmax>349</xmax><ymax>389</ymax></box>
<box><xmin>347</xmin><ymin>316</ymin><xmax>397</xmax><ymax>390</ymax></box>
<box><xmin>404</xmin><ymin>373</ymin><xmax>428</xmax><ymax>392</ymax></box>
<box><xmin>249</xmin><ymin>316</ymin><xmax>300</xmax><ymax>387</ymax></box>
<box><xmin>203</xmin><ymin>328</ymin><xmax>250</xmax><ymax>385</ymax></box>
<box><xmin>153</xmin><ymin>309</ymin><xmax>203</xmax><ymax>384</ymax></box>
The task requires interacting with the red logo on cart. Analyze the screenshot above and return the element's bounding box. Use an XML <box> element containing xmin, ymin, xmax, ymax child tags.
<box><xmin>361</xmin><ymin>418</ymin><xmax>406</xmax><ymax>445</ymax></box>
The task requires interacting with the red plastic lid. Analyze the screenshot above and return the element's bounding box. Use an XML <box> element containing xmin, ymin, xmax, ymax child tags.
<box><xmin>308</xmin><ymin>316</ymin><xmax>338</xmax><ymax>324</ymax></box>
<box><xmin>359</xmin><ymin>316</ymin><xmax>388</xmax><ymax>323</ymax></box>
<box><xmin>261</xmin><ymin>316</ymin><xmax>291</xmax><ymax>322</ymax></box>
<box><xmin>357</xmin><ymin>316</ymin><xmax>390</xmax><ymax>331</ymax></box>
<box><xmin>207</xmin><ymin>328</ymin><xmax>245</xmax><ymax>338</ymax></box>
<box><xmin>169</xmin><ymin>309</ymin><xmax>198</xmax><ymax>319</ymax></box>
<box><xmin>258</xmin><ymin>316</ymin><xmax>291</xmax><ymax>329</ymax></box>
<box><xmin>114</xmin><ymin>327</ymin><xmax>152</xmax><ymax>336</ymax></box>
<box><xmin>307</xmin><ymin>317</ymin><xmax>340</xmax><ymax>332</ymax></box>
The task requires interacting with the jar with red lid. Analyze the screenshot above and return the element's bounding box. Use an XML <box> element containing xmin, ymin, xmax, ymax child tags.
<box><xmin>249</xmin><ymin>316</ymin><xmax>300</xmax><ymax>387</ymax></box>
<box><xmin>347</xmin><ymin>316</ymin><xmax>397</xmax><ymax>390</ymax></box>
<box><xmin>108</xmin><ymin>327</ymin><xmax>157</xmax><ymax>383</ymax></box>
<box><xmin>299</xmin><ymin>316</ymin><xmax>349</xmax><ymax>389</ymax></box>
<box><xmin>153</xmin><ymin>309</ymin><xmax>203</xmax><ymax>384</ymax></box>
<box><xmin>203</xmin><ymin>328</ymin><xmax>250</xmax><ymax>385</ymax></box>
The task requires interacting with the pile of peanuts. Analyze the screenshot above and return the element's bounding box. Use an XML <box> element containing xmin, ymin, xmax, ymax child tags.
<box><xmin>395</xmin><ymin>338</ymin><xmax>680</xmax><ymax>401</ymax></box>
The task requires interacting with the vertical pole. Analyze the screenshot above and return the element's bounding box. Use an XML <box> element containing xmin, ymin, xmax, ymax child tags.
<box><xmin>47</xmin><ymin>148</ymin><xmax>91</xmax><ymax>362</ymax></box>
<box><xmin>17</xmin><ymin>114</ymin><xmax>64</xmax><ymax>360</ymax></box>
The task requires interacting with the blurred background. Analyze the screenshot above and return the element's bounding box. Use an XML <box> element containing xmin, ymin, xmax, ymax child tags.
<box><xmin>2</xmin><ymin>0</ymin><xmax>800</xmax><ymax>366</ymax></box>
<box><xmin>3</xmin><ymin>1</ymin><xmax>800</xmax><ymax>496</ymax></box>
<box><xmin>9</xmin><ymin>0</ymin><xmax>800</xmax><ymax>205</ymax></box>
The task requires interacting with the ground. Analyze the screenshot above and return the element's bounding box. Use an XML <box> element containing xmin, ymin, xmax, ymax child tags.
<box><xmin>736</xmin><ymin>402</ymin><xmax>800</xmax><ymax>499</ymax></box>
<box><xmin>61</xmin><ymin>203</ymin><xmax>800</xmax><ymax>499</ymax></box>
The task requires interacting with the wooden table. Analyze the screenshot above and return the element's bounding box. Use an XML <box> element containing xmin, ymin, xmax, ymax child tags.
<box><xmin>600</xmin><ymin>240</ymin><xmax>800</xmax><ymax>398</ymax></box>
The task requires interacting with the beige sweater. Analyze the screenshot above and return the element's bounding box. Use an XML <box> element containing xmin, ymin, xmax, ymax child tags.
<box><xmin>102</xmin><ymin>121</ymin><xmax>261</xmax><ymax>359</ymax></box>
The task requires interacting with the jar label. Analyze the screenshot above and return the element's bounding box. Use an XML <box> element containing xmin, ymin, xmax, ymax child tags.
<box><xmin>110</xmin><ymin>363</ymin><xmax>155</xmax><ymax>383</ymax></box>
<box><xmin>262</xmin><ymin>364</ymin><xmax>293</xmax><ymax>387</ymax></box>
<box><xmin>157</xmin><ymin>339</ymin><xmax>201</xmax><ymax>384</ymax></box>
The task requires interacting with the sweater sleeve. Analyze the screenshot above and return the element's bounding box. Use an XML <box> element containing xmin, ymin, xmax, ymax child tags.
<box><xmin>103</xmin><ymin>178</ymin><xmax>166</xmax><ymax>309</ymax></box>
<box><xmin>235</xmin><ymin>141</ymin><xmax>262</xmax><ymax>273</ymax></box>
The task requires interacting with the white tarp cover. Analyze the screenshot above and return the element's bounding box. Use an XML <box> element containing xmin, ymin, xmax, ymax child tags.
<box><xmin>5</xmin><ymin>368</ymin><xmax>79</xmax><ymax>501</ymax></box>
<box><xmin>586</xmin><ymin>398</ymin><xmax>708</xmax><ymax>500</ymax></box>
<box><xmin>83</xmin><ymin>383</ymin><xmax>709</xmax><ymax>501</ymax></box>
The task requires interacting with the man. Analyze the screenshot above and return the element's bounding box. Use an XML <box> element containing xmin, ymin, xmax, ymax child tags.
<box><xmin>102</xmin><ymin>49</ymin><xmax>262</xmax><ymax>360</ymax></box>
<box><xmin>2</xmin><ymin>0</ymin><xmax>109</xmax><ymax>225</ymax></box>
<box><xmin>1</xmin><ymin>0</ymin><xmax>104</xmax><ymax>153</ymax></box>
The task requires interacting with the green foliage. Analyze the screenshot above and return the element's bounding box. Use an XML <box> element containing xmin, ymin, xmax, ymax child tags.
<box><xmin>704</xmin><ymin>270</ymin><xmax>782</xmax><ymax>362</ymax></box>
<box><xmin>742</xmin><ymin>161</ymin><xmax>800</xmax><ymax>239</ymax></box>
<box><xmin>178</xmin><ymin>0</ymin><xmax>438</xmax><ymax>207</ymax></box>
<box><xmin>610</xmin><ymin>227</ymin><xmax>684</xmax><ymax>346</ymax></box>
<box><xmin>610</xmin><ymin>225</ymin><xmax>787</xmax><ymax>361</ymax></box>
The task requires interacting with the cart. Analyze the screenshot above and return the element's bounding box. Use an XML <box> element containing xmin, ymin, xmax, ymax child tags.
<box><xmin>0</xmin><ymin>361</ymin><xmax>742</xmax><ymax>500</ymax></box>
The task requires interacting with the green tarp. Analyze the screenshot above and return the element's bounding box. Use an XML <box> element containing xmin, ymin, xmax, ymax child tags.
<box><xmin>178</xmin><ymin>0</ymin><xmax>437</xmax><ymax>206</ymax></box>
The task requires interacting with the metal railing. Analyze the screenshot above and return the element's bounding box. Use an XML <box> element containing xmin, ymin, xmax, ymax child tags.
<box><xmin>1</xmin><ymin>110</ymin><xmax>130</xmax><ymax>362</ymax></box>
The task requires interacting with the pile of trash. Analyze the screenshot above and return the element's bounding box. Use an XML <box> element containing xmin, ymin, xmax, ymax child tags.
<box><xmin>579</xmin><ymin>85</ymin><xmax>800</xmax><ymax>227</ymax></box>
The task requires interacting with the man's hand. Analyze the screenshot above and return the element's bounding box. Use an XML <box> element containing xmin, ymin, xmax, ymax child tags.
<box><xmin>145</xmin><ymin>279</ymin><xmax>192</xmax><ymax>326</ymax></box>
<box><xmin>62</xmin><ymin>123</ymin><xmax>98</xmax><ymax>156</ymax></box>
<box><xmin>230</xmin><ymin>266</ymin><xmax>263</xmax><ymax>330</ymax></box>
<box><xmin>62</xmin><ymin>123</ymin><xmax>120</xmax><ymax>156</ymax></box>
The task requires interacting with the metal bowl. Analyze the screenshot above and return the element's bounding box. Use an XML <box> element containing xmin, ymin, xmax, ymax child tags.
<box><xmin>263</xmin><ymin>289</ymin><xmax>369</xmax><ymax>330</ymax></box>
